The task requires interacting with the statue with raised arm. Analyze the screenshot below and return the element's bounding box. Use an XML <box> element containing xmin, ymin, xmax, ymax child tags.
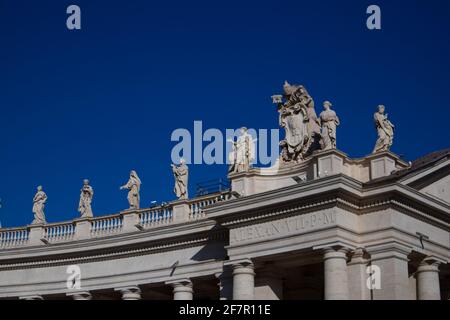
<box><xmin>120</xmin><ymin>170</ymin><xmax>142</xmax><ymax>210</ymax></box>
<box><xmin>273</xmin><ymin>81</ymin><xmax>321</xmax><ymax>165</ymax></box>
<box><xmin>32</xmin><ymin>186</ymin><xmax>47</xmax><ymax>224</ymax></box>
<box><xmin>319</xmin><ymin>101</ymin><xmax>340</xmax><ymax>150</ymax></box>
<box><xmin>228</xmin><ymin>127</ymin><xmax>255</xmax><ymax>173</ymax></box>
<box><xmin>172</xmin><ymin>159</ymin><xmax>189</xmax><ymax>200</ymax></box>
<box><xmin>78</xmin><ymin>179</ymin><xmax>94</xmax><ymax>218</ymax></box>
<box><xmin>373</xmin><ymin>105</ymin><xmax>395</xmax><ymax>153</ymax></box>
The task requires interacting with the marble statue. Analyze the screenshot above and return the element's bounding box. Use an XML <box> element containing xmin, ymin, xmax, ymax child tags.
<box><xmin>172</xmin><ymin>159</ymin><xmax>189</xmax><ymax>200</ymax></box>
<box><xmin>373</xmin><ymin>105</ymin><xmax>395</xmax><ymax>153</ymax></box>
<box><xmin>120</xmin><ymin>170</ymin><xmax>142</xmax><ymax>210</ymax></box>
<box><xmin>228</xmin><ymin>127</ymin><xmax>256</xmax><ymax>173</ymax></box>
<box><xmin>273</xmin><ymin>81</ymin><xmax>321</xmax><ymax>164</ymax></box>
<box><xmin>32</xmin><ymin>186</ymin><xmax>47</xmax><ymax>224</ymax></box>
<box><xmin>78</xmin><ymin>179</ymin><xmax>94</xmax><ymax>218</ymax></box>
<box><xmin>319</xmin><ymin>101</ymin><xmax>340</xmax><ymax>150</ymax></box>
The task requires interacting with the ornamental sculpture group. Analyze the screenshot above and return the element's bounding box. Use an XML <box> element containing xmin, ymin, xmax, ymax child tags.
<box><xmin>268</xmin><ymin>81</ymin><xmax>395</xmax><ymax>166</ymax></box>
<box><xmin>30</xmin><ymin>81</ymin><xmax>395</xmax><ymax>225</ymax></box>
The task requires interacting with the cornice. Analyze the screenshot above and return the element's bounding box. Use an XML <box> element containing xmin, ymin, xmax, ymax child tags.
<box><xmin>0</xmin><ymin>222</ymin><xmax>227</xmax><ymax>270</ymax></box>
<box><xmin>206</xmin><ymin>174</ymin><xmax>450</xmax><ymax>229</ymax></box>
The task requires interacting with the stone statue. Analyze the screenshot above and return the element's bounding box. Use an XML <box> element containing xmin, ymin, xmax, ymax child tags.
<box><xmin>373</xmin><ymin>105</ymin><xmax>395</xmax><ymax>153</ymax></box>
<box><xmin>273</xmin><ymin>81</ymin><xmax>321</xmax><ymax>164</ymax></box>
<box><xmin>319</xmin><ymin>101</ymin><xmax>340</xmax><ymax>150</ymax></box>
<box><xmin>32</xmin><ymin>186</ymin><xmax>47</xmax><ymax>224</ymax></box>
<box><xmin>228</xmin><ymin>127</ymin><xmax>256</xmax><ymax>173</ymax></box>
<box><xmin>120</xmin><ymin>170</ymin><xmax>141</xmax><ymax>210</ymax></box>
<box><xmin>78</xmin><ymin>179</ymin><xmax>94</xmax><ymax>218</ymax></box>
<box><xmin>172</xmin><ymin>159</ymin><xmax>189</xmax><ymax>200</ymax></box>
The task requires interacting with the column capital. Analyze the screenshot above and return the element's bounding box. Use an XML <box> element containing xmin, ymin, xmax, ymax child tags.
<box><xmin>225</xmin><ymin>258</ymin><xmax>254</xmax><ymax>269</ymax></box>
<box><xmin>115</xmin><ymin>286</ymin><xmax>141</xmax><ymax>300</ymax></box>
<box><xmin>66</xmin><ymin>291</ymin><xmax>92</xmax><ymax>300</ymax></box>
<box><xmin>323</xmin><ymin>246</ymin><xmax>350</xmax><ymax>261</ymax></box>
<box><xmin>347</xmin><ymin>247</ymin><xmax>369</xmax><ymax>266</ymax></box>
<box><xmin>417</xmin><ymin>257</ymin><xmax>441</xmax><ymax>274</ymax></box>
<box><xmin>165</xmin><ymin>278</ymin><xmax>193</xmax><ymax>300</ymax></box>
<box><xmin>366</xmin><ymin>243</ymin><xmax>412</xmax><ymax>262</ymax></box>
<box><xmin>165</xmin><ymin>278</ymin><xmax>193</xmax><ymax>288</ymax></box>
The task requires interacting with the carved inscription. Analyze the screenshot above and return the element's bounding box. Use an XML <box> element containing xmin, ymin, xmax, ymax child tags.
<box><xmin>231</xmin><ymin>210</ymin><xmax>336</xmax><ymax>244</ymax></box>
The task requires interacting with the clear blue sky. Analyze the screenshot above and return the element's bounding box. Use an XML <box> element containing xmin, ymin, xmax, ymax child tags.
<box><xmin>1</xmin><ymin>0</ymin><xmax>449</xmax><ymax>227</ymax></box>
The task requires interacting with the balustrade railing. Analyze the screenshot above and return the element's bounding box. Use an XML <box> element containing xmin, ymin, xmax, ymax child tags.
<box><xmin>44</xmin><ymin>221</ymin><xmax>75</xmax><ymax>243</ymax></box>
<box><xmin>139</xmin><ymin>206</ymin><xmax>173</xmax><ymax>228</ymax></box>
<box><xmin>0</xmin><ymin>191</ymin><xmax>233</xmax><ymax>248</ymax></box>
<box><xmin>91</xmin><ymin>214</ymin><xmax>123</xmax><ymax>237</ymax></box>
<box><xmin>0</xmin><ymin>227</ymin><xmax>29</xmax><ymax>248</ymax></box>
<box><xmin>188</xmin><ymin>192</ymin><xmax>232</xmax><ymax>221</ymax></box>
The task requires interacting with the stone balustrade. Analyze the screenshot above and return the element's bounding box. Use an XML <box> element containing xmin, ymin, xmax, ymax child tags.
<box><xmin>91</xmin><ymin>214</ymin><xmax>123</xmax><ymax>237</ymax></box>
<box><xmin>43</xmin><ymin>221</ymin><xmax>76</xmax><ymax>243</ymax></box>
<box><xmin>188</xmin><ymin>191</ymin><xmax>233</xmax><ymax>221</ymax></box>
<box><xmin>0</xmin><ymin>191</ymin><xmax>232</xmax><ymax>249</ymax></box>
<box><xmin>139</xmin><ymin>206</ymin><xmax>173</xmax><ymax>228</ymax></box>
<box><xmin>0</xmin><ymin>226</ymin><xmax>29</xmax><ymax>248</ymax></box>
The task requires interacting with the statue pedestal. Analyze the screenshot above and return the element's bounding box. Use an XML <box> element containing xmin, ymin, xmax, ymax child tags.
<box><xmin>366</xmin><ymin>151</ymin><xmax>407</xmax><ymax>180</ymax></box>
<box><xmin>172</xmin><ymin>200</ymin><xmax>190</xmax><ymax>223</ymax></box>
<box><xmin>74</xmin><ymin>217</ymin><xmax>92</xmax><ymax>240</ymax></box>
<box><xmin>28</xmin><ymin>224</ymin><xmax>45</xmax><ymax>245</ymax></box>
<box><xmin>314</xmin><ymin>149</ymin><xmax>346</xmax><ymax>178</ymax></box>
<box><xmin>121</xmin><ymin>210</ymin><xmax>140</xmax><ymax>232</ymax></box>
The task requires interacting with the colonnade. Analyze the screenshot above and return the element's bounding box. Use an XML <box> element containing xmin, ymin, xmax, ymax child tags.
<box><xmin>18</xmin><ymin>247</ymin><xmax>444</xmax><ymax>300</ymax></box>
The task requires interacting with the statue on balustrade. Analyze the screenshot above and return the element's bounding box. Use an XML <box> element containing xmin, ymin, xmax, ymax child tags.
<box><xmin>78</xmin><ymin>179</ymin><xmax>94</xmax><ymax>218</ymax></box>
<box><xmin>32</xmin><ymin>185</ymin><xmax>47</xmax><ymax>224</ymax></box>
<box><xmin>373</xmin><ymin>105</ymin><xmax>395</xmax><ymax>153</ymax></box>
<box><xmin>120</xmin><ymin>170</ymin><xmax>142</xmax><ymax>210</ymax></box>
<box><xmin>272</xmin><ymin>81</ymin><xmax>321</xmax><ymax>165</ymax></box>
<box><xmin>228</xmin><ymin>127</ymin><xmax>256</xmax><ymax>173</ymax></box>
<box><xmin>319</xmin><ymin>101</ymin><xmax>340</xmax><ymax>150</ymax></box>
<box><xmin>172</xmin><ymin>158</ymin><xmax>189</xmax><ymax>200</ymax></box>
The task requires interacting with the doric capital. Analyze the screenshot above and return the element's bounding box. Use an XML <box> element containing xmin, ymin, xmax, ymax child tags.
<box><xmin>347</xmin><ymin>247</ymin><xmax>369</xmax><ymax>266</ymax></box>
<box><xmin>166</xmin><ymin>278</ymin><xmax>193</xmax><ymax>294</ymax></box>
<box><xmin>417</xmin><ymin>258</ymin><xmax>442</xmax><ymax>274</ymax></box>
<box><xmin>115</xmin><ymin>286</ymin><xmax>141</xmax><ymax>300</ymax></box>
<box><xmin>366</xmin><ymin>243</ymin><xmax>412</xmax><ymax>262</ymax></box>
<box><xmin>225</xmin><ymin>259</ymin><xmax>255</xmax><ymax>276</ymax></box>
<box><xmin>66</xmin><ymin>291</ymin><xmax>92</xmax><ymax>300</ymax></box>
<box><xmin>322</xmin><ymin>246</ymin><xmax>351</xmax><ymax>261</ymax></box>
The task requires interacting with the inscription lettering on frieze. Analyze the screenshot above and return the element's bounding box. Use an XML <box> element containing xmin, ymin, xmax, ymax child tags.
<box><xmin>230</xmin><ymin>210</ymin><xmax>336</xmax><ymax>244</ymax></box>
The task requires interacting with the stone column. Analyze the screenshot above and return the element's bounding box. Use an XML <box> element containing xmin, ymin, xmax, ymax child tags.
<box><xmin>116</xmin><ymin>286</ymin><xmax>141</xmax><ymax>300</ymax></box>
<box><xmin>347</xmin><ymin>248</ymin><xmax>371</xmax><ymax>300</ymax></box>
<box><xmin>369</xmin><ymin>245</ymin><xmax>414</xmax><ymax>300</ymax></box>
<box><xmin>67</xmin><ymin>291</ymin><xmax>92</xmax><ymax>300</ymax></box>
<box><xmin>323</xmin><ymin>246</ymin><xmax>349</xmax><ymax>300</ymax></box>
<box><xmin>231</xmin><ymin>260</ymin><xmax>255</xmax><ymax>300</ymax></box>
<box><xmin>416</xmin><ymin>258</ymin><xmax>441</xmax><ymax>300</ymax></box>
<box><xmin>166</xmin><ymin>279</ymin><xmax>193</xmax><ymax>300</ymax></box>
